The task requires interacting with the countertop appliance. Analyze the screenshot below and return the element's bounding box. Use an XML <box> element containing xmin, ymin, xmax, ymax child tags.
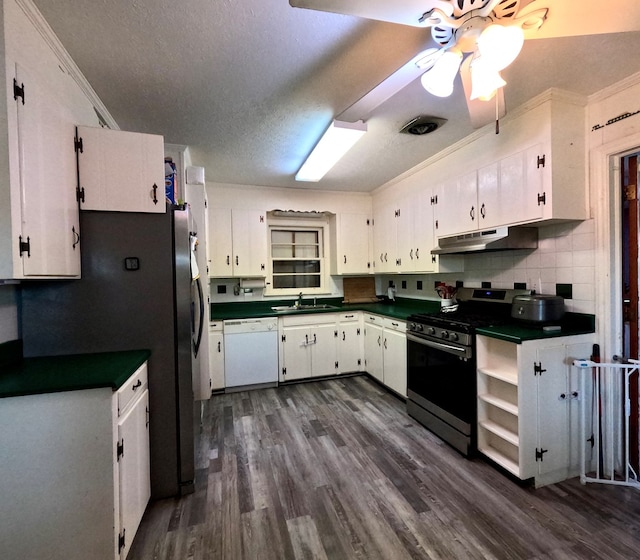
<box><xmin>511</xmin><ymin>293</ymin><xmax>565</xmax><ymax>323</ymax></box>
<box><xmin>406</xmin><ymin>287</ymin><xmax>530</xmax><ymax>456</ymax></box>
<box><xmin>223</xmin><ymin>318</ymin><xmax>278</xmax><ymax>389</ymax></box>
<box><xmin>20</xmin><ymin>205</ymin><xmax>201</xmax><ymax>499</ymax></box>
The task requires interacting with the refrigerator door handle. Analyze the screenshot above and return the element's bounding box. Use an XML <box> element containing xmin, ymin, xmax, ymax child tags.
<box><xmin>193</xmin><ymin>277</ymin><xmax>205</xmax><ymax>357</ymax></box>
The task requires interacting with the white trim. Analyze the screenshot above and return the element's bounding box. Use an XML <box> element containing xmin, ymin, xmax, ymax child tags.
<box><xmin>592</xmin><ymin>133</ymin><xmax>640</xmax><ymax>360</ymax></box>
<box><xmin>589</xmin><ymin>71</ymin><xmax>640</xmax><ymax>105</ymax></box>
<box><xmin>15</xmin><ymin>0</ymin><xmax>118</xmax><ymax>130</ymax></box>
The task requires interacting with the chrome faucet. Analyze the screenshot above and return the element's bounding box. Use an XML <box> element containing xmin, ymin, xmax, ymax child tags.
<box><xmin>296</xmin><ymin>292</ymin><xmax>303</xmax><ymax>308</ymax></box>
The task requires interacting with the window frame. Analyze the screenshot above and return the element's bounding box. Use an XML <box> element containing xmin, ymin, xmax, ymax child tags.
<box><xmin>265</xmin><ymin>216</ymin><xmax>329</xmax><ymax>296</ymax></box>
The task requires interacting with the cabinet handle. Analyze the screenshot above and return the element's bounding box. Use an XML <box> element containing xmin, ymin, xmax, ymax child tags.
<box><xmin>132</xmin><ymin>379</ymin><xmax>142</xmax><ymax>391</ymax></box>
<box><xmin>377</xmin><ymin>335</ymin><xmax>381</xmax><ymax>347</ymax></box>
<box><xmin>384</xmin><ymin>252</ymin><xmax>388</xmax><ymax>262</ymax></box>
<box><xmin>344</xmin><ymin>255</ymin><xmax>347</xmax><ymax>264</ymax></box>
<box><xmin>226</xmin><ymin>255</ymin><xmax>230</xmax><ymax>266</ymax></box>
<box><xmin>344</xmin><ymin>314</ymin><xmax>354</xmax><ymax>318</ymax></box>
<box><xmin>72</xmin><ymin>226</ymin><xmax>80</xmax><ymax>250</ymax></box>
<box><xmin>305</xmin><ymin>334</ymin><xmax>309</xmax><ymax>345</ymax></box>
<box><xmin>480</xmin><ymin>203</ymin><xmax>486</xmax><ymax>219</ymax></box>
<box><xmin>416</xmin><ymin>248</ymin><xmax>419</xmax><ymax>260</ymax></box>
<box><xmin>217</xmin><ymin>341</ymin><xmax>221</xmax><ymax>352</ymax></box>
<box><xmin>409</xmin><ymin>249</ymin><xmax>413</xmax><ymax>260</ymax></box>
<box><xmin>384</xmin><ymin>338</ymin><xmax>388</xmax><ymax>349</ymax></box>
<box><xmin>151</xmin><ymin>183</ymin><xmax>158</xmax><ymax>205</ymax></box>
<box><xmin>470</xmin><ymin>206</ymin><xmax>475</xmax><ymax>221</ymax></box>
<box><xmin>343</xmin><ymin>331</ymin><xmax>346</xmax><ymax>341</ymax></box>
<box><xmin>235</xmin><ymin>255</ymin><xmax>239</xmax><ymax>266</ymax></box>
<box><xmin>313</xmin><ymin>333</ymin><xmax>317</xmax><ymax>344</ymax></box>
<box><xmin>380</xmin><ymin>253</ymin><xmax>384</xmax><ymax>262</ymax></box>
<box><xmin>146</xmin><ymin>406</ymin><xmax>150</xmax><ymax>428</ymax></box>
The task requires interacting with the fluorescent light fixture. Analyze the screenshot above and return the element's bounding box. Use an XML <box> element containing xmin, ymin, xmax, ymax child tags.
<box><xmin>295</xmin><ymin>119</ymin><xmax>367</xmax><ymax>182</ymax></box>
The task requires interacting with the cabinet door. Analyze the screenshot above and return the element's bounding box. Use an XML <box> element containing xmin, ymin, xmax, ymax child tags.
<box><xmin>395</xmin><ymin>195</ymin><xmax>413</xmax><ymax>271</ymax></box>
<box><xmin>335</xmin><ymin>213</ymin><xmax>371</xmax><ymax>274</ymax></box>
<box><xmin>281</xmin><ymin>325</ymin><xmax>312</xmax><ymax>381</ymax></box>
<box><xmin>14</xmin><ymin>63</ymin><xmax>80</xmax><ymax>277</ymax></box>
<box><xmin>208</xmin><ymin>328</ymin><xmax>225</xmax><ymax>391</ymax></box>
<box><xmin>412</xmin><ymin>189</ymin><xmax>437</xmax><ymax>273</ymax></box>
<box><xmin>118</xmin><ymin>389</ymin><xmax>150</xmax><ymax>560</ymax></box>
<box><xmin>311</xmin><ymin>323</ymin><xmax>338</xmax><ymax>377</ymax></box>
<box><xmin>232</xmin><ymin>209</ymin><xmax>267</xmax><ymax>277</ymax></box>
<box><xmin>535</xmin><ymin>344</ymin><xmax>571</xmax><ymax>478</ymax></box>
<box><xmin>498</xmin><ymin>149</ymin><xmax>544</xmax><ymax>226</ymax></box>
<box><xmin>383</xmin><ymin>328</ymin><xmax>407</xmax><ymax>397</ymax></box>
<box><xmin>208</xmin><ymin>208</ymin><xmax>233</xmax><ymax>277</ymax></box>
<box><xmin>364</xmin><ymin>322</ymin><xmax>384</xmax><ymax>382</ymax></box>
<box><xmin>436</xmin><ymin>171</ymin><xmax>478</xmax><ymax>237</ymax></box>
<box><xmin>477</xmin><ymin>162</ymin><xmax>500</xmax><ymax>229</ymax></box>
<box><xmin>338</xmin><ymin>319</ymin><xmax>363</xmax><ymax>373</ymax></box>
<box><xmin>372</xmin><ymin>205</ymin><xmax>396</xmax><ymax>273</ymax></box>
<box><xmin>77</xmin><ymin>126</ymin><xmax>165</xmax><ymax>213</ymax></box>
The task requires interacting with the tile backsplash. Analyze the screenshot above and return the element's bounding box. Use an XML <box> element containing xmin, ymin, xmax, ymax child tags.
<box><xmin>385</xmin><ymin>220</ymin><xmax>596</xmax><ymax>315</ymax></box>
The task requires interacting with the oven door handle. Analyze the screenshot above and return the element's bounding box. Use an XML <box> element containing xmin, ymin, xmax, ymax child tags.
<box><xmin>406</xmin><ymin>333</ymin><xmax>471</xmax><ymax>359</ymax></box>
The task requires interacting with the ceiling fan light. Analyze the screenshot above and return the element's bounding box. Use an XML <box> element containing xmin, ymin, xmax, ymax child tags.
<box><xmin>469</xmin><ymin>58</ymin><xmax>506</xmax><ymax>101</ymax></box>
<box><xmin>420</xmin><ymin>50</ymin><xmax>462</xmax><ymax>98</ymax></box>
<box><xmin>477</xmin><ymin>24</ymin><xmax>524</xmax><ymax>71</ymax></box>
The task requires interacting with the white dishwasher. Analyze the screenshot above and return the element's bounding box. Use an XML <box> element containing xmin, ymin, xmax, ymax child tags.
<box><xmin>223</xmin><ymin>317</ymin><xmax>279</xmax><ymax>389</ymax></box>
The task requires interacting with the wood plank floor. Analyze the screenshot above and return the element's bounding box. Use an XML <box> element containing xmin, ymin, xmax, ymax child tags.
<box><xmin>128</xmin><ymin>375</ymin><xmax>640</xmax><ymax>560</ymax></box>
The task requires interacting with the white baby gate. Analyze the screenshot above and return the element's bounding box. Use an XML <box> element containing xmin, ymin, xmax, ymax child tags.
<box><xmin>574</xmin><ymin>358</ymin><xmax>640</xmax><ymax>488</ymax></box>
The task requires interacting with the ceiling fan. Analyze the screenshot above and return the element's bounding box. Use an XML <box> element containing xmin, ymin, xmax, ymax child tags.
<box><xmin>290</xmin><ymin>0</ymin><xmax>640</xmax><ymax>129</ymax></box>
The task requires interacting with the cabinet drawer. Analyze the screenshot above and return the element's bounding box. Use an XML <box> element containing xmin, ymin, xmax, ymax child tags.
<box><xmin>383</xmin><ymin>318</ymin><xmax>406</xmax><ymax>332</ymax></box>
<box><xmin>338</xmin><ymin>312</ymin><xmax>360</xmax><ymax>322</ymax></box>
<box><xmin>117</xmin><ymin>362</ymin><xmax>148</xmax><ymax>416</ymax></box>
<box><xmin>281</xmin><ymin>313</ymin><xmax>338</xmax><ymax>327</ymax></box>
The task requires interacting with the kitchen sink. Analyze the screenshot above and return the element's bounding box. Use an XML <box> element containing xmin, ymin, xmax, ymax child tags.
<box><xmin>271</xmin><ymin>304</ymin><xmax>338</xmax><ymax>313</ymax></box>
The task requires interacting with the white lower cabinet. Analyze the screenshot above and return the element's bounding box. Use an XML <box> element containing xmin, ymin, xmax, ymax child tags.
<box><xmin>476</xmin><ymin>334</ymin><xmax>594</xmax><ymax>487</ymax></box>
<box><xmin>337</xmin><ymin>312</ymin><xmax>364</xmax><ymax>373</ymax></box>
<box><xmin>0</xmin><ymin>361</ymin><xmax>150</xmax><ymax>560</ymax></box>
<box><xmin>364</xmin><ymin>314</ymin><xmax>407</xmax><ymax>397</ymax></box>
<box><xmin>279</xmin><ymin>314</ymin><xmax>338</xmax><ymax>381</ymax></box>
<box><xmin>208</xmin><ymin>321</ymin><xmax>225</xmax><ymax>391</ymax></box>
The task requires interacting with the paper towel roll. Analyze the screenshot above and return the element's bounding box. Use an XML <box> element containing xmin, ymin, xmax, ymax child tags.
<box><xmin>239</xmin><ymin>278</ymin><xmax>265</xmax><ymax>289</ymax></box>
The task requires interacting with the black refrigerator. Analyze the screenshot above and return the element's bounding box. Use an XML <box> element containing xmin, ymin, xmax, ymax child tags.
<box><xmin>20</xmin><ymin>206</ymin><xmax>198</xmax><ymax>499</ymax></box>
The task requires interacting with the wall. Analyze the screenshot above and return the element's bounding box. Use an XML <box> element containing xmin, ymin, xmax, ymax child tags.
<box><xmin>380</xmin><ymin>220</ymin><xmax>595</xmax><ymax>314</ymax></box>
<box><xmin>0</xmin><ymin>285</ymin><xmax>18</xmax><ymax>343</ymax></box>
<box><xmin>207</xmin><ymin>182</ymin><xmax>372</xmax><ymax>303</ymax></box>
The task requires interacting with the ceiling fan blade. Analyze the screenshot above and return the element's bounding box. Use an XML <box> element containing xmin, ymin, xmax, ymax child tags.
<box><xmin>338</xmin><ymin>49</ymin><xmax>443</xmax><ymax>122</ymax></box>
<box><xmin>289</xmin><ymin>0</ymin><xmax>453</xmax><ymax>28</ymax></box>
<box><xmin>460</xmin><ymin>56</ymin><xmax>506</xmax><ymax>129</ymax></box>
<box><xmin>520</xmin><ymin>0</ymin><xmax>640</xmax><ymax>40</ymax></box>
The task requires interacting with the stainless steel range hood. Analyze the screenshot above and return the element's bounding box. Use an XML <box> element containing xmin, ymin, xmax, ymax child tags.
<box><xmin>431</xmin><ymin>226</ymin><xmax>538</xmax><ymax>255</ymax></box>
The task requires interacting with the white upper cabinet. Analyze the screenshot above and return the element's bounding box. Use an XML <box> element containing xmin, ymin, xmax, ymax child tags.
<box><xmin>331</xmin><ymin>213</ymin><xmax>371</xmax><ymax>275</ymax></box>
<box><xmin>434</xmin><ymin>93</ymin><xmax>587</xmax><ymax>238</ymax></box>
<box><xmin>76</xmin><ymin>126</ymin><xmax>165</xmax><ymax>213</ymax></box>
<box><xmin>0</xmin><ymin>0</ymin><xmax>104</xmax><ymax>279</ymax></box>
<box><xmin>208</xmin><ymin>208</ymin><xmax>267</xmax><ymax>277</ymax></box>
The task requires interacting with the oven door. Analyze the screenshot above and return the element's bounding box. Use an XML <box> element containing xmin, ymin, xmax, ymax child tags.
<box><xmin>406</xmin><ymin>332</ymin><xmax>477</xmax><ymax>454</ymax></box>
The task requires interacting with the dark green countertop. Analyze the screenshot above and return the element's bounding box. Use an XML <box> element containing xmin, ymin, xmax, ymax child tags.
<box><xmin>210</xmin><ymin>297</ymin><xmax>441</xmax><ymax>322</ymax></box>
<box><xmin>476</xmin><ymin>313</ymin><xmax>595</xmax><ymax>343</ymax></box>
<box><xmin>212</xmin><ymin>298</ymin><xmax>595</xmax><ymax>343</ymax></box>
<box><xmin>0</xmin><ymin>346</ymin><xmax>151</xmax><ymax>398</ymax></box>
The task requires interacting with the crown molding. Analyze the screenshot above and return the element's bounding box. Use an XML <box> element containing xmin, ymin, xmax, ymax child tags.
<box><xmin>588</xmin><ymin>70</ymin><xmax>640</xmax><ymax>104</ymax></box>
<box><xmin>15</xmin><ymin>0</ymin><xmax>119</xmax><ymax>130</ymax></box>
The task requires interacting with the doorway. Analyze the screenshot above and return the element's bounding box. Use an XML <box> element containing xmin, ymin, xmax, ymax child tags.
<box><xmin>621</xmin><ymin>152</ymin><xmax>639</xmax><ymax>471</ymax></box>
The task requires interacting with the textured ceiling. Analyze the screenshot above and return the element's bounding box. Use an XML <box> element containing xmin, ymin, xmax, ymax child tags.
<box><xmin>31</xmin><ymin>0</ymin><xmax>640</xmax><ymax>192</ymax></box>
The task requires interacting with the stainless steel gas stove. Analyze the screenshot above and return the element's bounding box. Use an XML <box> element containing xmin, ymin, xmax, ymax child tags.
<box><xmin>406</xmin><ymin>287</ymin><xmax>530</xmax><ymax>456</ymax></box>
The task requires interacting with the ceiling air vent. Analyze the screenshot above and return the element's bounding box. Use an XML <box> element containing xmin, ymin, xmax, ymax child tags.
<box><xmin>400</xmin><ymin>116</ymin><xmax>447</xmax><ymax>135</ymax></box>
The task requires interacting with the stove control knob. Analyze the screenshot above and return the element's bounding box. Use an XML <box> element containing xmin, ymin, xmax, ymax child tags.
<box><xmin>417</xmin><ymin>324</ymin><xmax>424</xmax><ymax>332</ymax></box>
<box><xmin>426</xmin><ymin>327</ymin><xmax>435</xmax><ymax>336</ymax></box>
<box><xmin>409</xmin><ymin>322</ymin><xmax>416</xmax><ymax>331</ymax></box>
<box><xmin>441</xmin><ymin>330</ymin><xmax>449</xmax><ymax>339</ymax></box>
<box><xmin>449</xmin><ymin>332</ymin><xmax>459</xmax><ymax>342</ymax></box>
